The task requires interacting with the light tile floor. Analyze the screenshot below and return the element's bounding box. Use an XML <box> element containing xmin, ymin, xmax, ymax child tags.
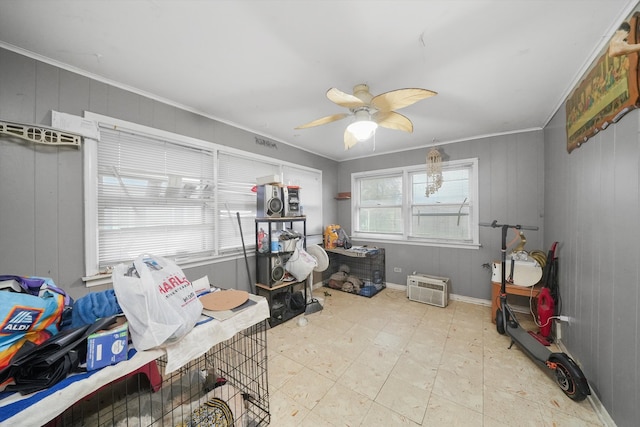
<box><xmin>266</xmin><ymin>287</ymin><xmax>603</xmax><ymax>426</ymax></box>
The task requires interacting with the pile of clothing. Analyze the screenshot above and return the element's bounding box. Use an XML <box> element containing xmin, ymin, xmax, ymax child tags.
<box><xmin>0</xmin><ymin>275</ymin><xmax>123</xmax><ymax>394</ymax></box>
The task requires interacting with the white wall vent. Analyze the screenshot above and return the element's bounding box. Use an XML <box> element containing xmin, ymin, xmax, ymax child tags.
<box><xmin>407</xmin><ymin>274</ymin><xmax>450</xmax><ymax>308</ymax></box>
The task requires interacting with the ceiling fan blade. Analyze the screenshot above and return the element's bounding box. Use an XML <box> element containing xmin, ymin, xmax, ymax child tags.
<box><xmin>371</xmin><ymin>88</ymin><xmax>437</xmax><ymax>112</ymax></box>
<box><xmin>375</xmin><ymin>111</ymin><xmax>414</xmax><ymax>133</ymax></box>
<box><xmin>295</xmin><ymin>113</ymin><xmax>349</xmax><ymax>129</ymax></box>
<box><xmin>327</xmin><ymin>88</ymin><xmax>367</xmax><ymax>109</ymax></box>
<box><xmin>344</xmin><ymin>128</ymin><xmax>359</xmax><ymax>150</ymax></box>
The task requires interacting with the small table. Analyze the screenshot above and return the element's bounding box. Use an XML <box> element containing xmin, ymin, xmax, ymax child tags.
<box><xmin>490</xmin><ymin>281</ymin><xmax>541</xmax><ymax>323</ymax></box>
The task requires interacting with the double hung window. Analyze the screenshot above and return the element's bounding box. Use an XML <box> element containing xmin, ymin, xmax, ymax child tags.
<box><xmin>352</xmin><ymin>158</ymin><xmax>479</xmax><ymax>247</ymax></box>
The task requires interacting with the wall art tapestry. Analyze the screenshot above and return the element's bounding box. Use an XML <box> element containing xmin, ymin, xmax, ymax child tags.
<box><xmin>566</xmin><ymin>11</ymin><xmax>640</xmax><ymax>153</ymax></box>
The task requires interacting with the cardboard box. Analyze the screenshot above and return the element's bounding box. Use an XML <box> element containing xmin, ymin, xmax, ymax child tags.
<box><xmin>86</xmin><ymin>317</ymin><xmax>129</xmax><ymax>371</ymax></box>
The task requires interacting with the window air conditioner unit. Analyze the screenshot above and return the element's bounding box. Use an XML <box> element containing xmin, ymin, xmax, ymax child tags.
<box><xmin>407</xmin><ymin>274</ymin><xmax>450</xmax><ymax>308</ymax></box>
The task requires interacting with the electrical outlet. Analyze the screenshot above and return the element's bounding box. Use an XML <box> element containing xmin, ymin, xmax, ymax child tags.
<box><xmin>393</xmin><ymin>267</ymin><xmax>402</xmax><ymax>273</ymax></box>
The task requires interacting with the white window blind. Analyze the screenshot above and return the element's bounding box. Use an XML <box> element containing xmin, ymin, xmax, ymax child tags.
<box><xmin>283</xmin><ymin>165</ymin><xmax>323</xmax><ymax>236</ymax></box>
<box><xmin>217</xmin><ymin>152</ymin><xmax>280</xmax><ymax>252</ymax></box>
<box><xmin>97</xmin><ymin>127</ymin><xmax>215</xmax><ymax>267</ymax></box>
<box><xmin>83</xmin><ymin>112</ymin><xmax>324</xmax><ymax>279</ymax></box>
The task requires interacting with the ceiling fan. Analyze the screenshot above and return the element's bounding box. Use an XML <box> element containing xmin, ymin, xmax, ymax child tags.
<box><xmin>295</xmin><ymin>84</ymin><xmax>437</xmax><ymax>149</ymax></box>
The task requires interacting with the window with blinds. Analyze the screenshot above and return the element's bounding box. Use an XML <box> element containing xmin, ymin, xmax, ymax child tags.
<box><xmin>97</xmin><ymin>127</ymin><xmax>216</xmax><ymax>267</ymax></box>
<box><xmin>283</xmin><ymin>165</ymin><xmax>322</xmax><ymax>236</ymax></box>
<box><xmin>83</xmin><ymin>112</ymin><xmax>323</xmax><ymax>277</ymax></box>
<box><xmin>217</xmin><ymin>152</ymin><xmax>280</xmax><ymax>253</ymax></box>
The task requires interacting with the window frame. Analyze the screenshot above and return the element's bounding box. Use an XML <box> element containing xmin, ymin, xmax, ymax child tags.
<box><xmin>82</xmin><ymin>112</ymin><xmax>322</xmax><ymax>285</ymax></box>
<box><xmin>351</xmin><ymin>158</ymin><xmax>479</xmax><ymax>248</ymax></box>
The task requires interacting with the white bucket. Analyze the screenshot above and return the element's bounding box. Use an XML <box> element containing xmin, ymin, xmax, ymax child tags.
<box><xmin>280</xmin><ymin>238</ymin><xmax>299</xmax><ymax>252</ymax></box>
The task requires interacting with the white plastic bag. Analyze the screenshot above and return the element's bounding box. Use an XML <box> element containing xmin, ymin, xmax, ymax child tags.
<box><xmin>285</xmin><ymin>247</ymin><xmax>317</xmax><ymax>282</ymax></box>
<box><xmin>112</xmin><ymin>254</ymin><xmax>203</xmax><ymax>350</ymax></box>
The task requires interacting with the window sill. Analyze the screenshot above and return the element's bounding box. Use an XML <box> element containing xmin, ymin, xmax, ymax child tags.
<box><xmin>83</xmin><ymin>273</ymin><xmax>114</xmax><ymax>288</ymax></box>
<box><xmin>83</xmin><ymin>252</ymin><xmax>253</xmax><ymax>288</ymax></box>
<box><xmin>352</xmin><ymin>236</ymin><xmax>480</xmax><ymax>250</ymax></box>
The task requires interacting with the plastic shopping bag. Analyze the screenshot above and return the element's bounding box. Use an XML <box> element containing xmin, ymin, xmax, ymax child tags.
<box><xmin>112</xmin><ymin>254</ymin><xmax>203</xmax><ymax>351</ymax></box>
<box><xmin>285</xmin><ymin>247</ymin><xmax>317</xmax><ymax>282</ymax></box>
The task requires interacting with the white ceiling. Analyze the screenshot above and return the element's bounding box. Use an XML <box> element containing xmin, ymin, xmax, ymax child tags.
<box><xmin>0</xmin><ymin>0</ymin><xmax>637</xmax><ymax>161</ymax></box>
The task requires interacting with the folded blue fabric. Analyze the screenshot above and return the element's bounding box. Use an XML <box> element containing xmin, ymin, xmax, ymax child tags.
<box><xmin>70</xmin><ymin>290</ymin><xmax>123</xmax><ymax>329</ymax></box>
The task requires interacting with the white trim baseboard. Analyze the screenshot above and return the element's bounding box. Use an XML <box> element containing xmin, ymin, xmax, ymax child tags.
<box><xmin>555</xmin><ymin>341</ymin><xmax>615</xmax><ymax>427</ymax></box>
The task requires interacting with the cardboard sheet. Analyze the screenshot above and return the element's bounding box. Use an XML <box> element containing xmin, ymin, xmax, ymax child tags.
<box><xmin>199</xmin><ymin>289</ymin><xmax>249</xmax><ymax>311</ymax></box>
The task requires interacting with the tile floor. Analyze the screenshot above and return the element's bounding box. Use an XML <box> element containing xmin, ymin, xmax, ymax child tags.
<box><xmin>266</xmin><ymin>287</ymin><xmax>603</xmax><ymax>426</ymax></box>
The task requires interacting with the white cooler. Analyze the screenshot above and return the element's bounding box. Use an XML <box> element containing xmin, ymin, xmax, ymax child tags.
<box><xmin>491</xmin><ymin>259</ymin><xmax>542</xmax><ymax>287</ymax></box>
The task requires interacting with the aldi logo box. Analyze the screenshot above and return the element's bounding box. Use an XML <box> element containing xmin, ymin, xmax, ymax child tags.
<box><xmin>86</xmin><ymin>318</ymin><xmax>128</xmax><ymax>371</ymax></box>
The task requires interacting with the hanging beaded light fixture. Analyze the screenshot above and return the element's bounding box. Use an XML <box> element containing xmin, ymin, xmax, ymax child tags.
<box><xmin>425</xmin><ymin>147</ymin><xmax>443</xmax><ymax>197</ymax></box>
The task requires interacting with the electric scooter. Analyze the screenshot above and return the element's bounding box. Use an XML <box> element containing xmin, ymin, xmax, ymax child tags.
<box><xmin>482</xmin><ymin>220</ymin><xmax>590</xmax><ymax>401</ymax></box>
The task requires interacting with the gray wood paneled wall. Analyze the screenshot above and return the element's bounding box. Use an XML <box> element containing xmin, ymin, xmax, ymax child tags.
<box><xmin>545</xmin><ymin>106</ymin><xmax>639</xmax><ymax>427</ymax></box>
<box><xmin>336</xmin><ymin>131</ymin><xmax>545</xmax><ymax>301</ymax></box>
<box><xmin>0</xmin><ymin>47</ymin><xmax>338</xmax><ymax>300</ymax></box>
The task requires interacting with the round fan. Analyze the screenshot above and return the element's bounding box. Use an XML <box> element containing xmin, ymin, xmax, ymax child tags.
<box><xmin>295</xmin><ymin>84</ymin><xmax>437</xmax><ymax>150</ymax></box>
<box><xmin>302</xmin><ymin>244</ymin><xmax>329</xmax><ymax>315</ymax></box>
<box><xmin>306</xmin><ymin>244</ymin><xmax>329</xmax><ymax>272</ymax></box>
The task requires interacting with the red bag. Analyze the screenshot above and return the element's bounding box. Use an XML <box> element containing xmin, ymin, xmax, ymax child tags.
<box><xmin>537</xmin><ymin>287</ymin><xmax>555</xmax><ymax>338</ymax></box>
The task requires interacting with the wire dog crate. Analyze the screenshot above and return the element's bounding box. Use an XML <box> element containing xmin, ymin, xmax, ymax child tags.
<box><xmin>47</xmin><ymin>320</ymin><xmax>270</xmax><ymax>426</ymax></box>
<box><xmin>322</xmin><ymin>247</ymin><xmax>386</xmax><ymax>297</ymax></box>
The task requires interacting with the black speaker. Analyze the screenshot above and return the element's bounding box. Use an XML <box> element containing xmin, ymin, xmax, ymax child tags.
<box><xmin>257</xmin><ymin>254</ymin><xmax>286</xmax><ymax>286</ymax></box>
<box><xmin>257</xmin><ymin>185</ymin><xmax>284</xmax><ymax>218</ymax></box>
<box><xmin>271</xmin><ymin>256</ymin><xmax>285</xmax><ymax>282</ymax></box>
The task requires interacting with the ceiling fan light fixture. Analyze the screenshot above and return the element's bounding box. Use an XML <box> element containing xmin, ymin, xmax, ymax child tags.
<box><xmin>347</xmin><ymin>110</ymin><xmax>378</xmax><ymax>141</ymax></box>
<box><xmin>295</xmin><ymin>83</ymin><xmax>436</xmax><ymax>149</ymax></box>
<box><xmin>347</xmin><ymin>120</ymin><xmax>378</xmax><ymax>141</ymax></box>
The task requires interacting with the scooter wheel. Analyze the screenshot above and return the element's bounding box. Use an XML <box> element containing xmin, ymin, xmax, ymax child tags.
<box><xmin>549</xmin><ymin>354</ymin><xmax>589</xmax><ymax>401</ymax></box>
<box><xmin>495</xmin><ymin>309</ymin><xmax>505</xmax><ymax>335</ymax></box>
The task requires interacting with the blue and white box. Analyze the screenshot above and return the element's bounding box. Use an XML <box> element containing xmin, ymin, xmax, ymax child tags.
<box><xmin>86</xmin><ymin>319</ymin><xmax>129</xmax><ymax>371</ymax></box>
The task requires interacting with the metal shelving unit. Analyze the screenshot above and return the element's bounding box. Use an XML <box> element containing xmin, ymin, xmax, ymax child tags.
<box><xmin>254</xmin><ymin>217</ymin><xmax>307</xmax><ymax>326</ymax></box>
